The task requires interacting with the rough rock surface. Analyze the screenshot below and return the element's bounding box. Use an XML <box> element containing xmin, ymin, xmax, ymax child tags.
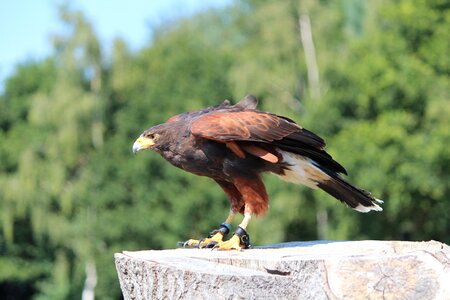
<box><xmin>115</xmin><ymin>240</ymin><xmax>450</xmax><ymax>300</ymax></box>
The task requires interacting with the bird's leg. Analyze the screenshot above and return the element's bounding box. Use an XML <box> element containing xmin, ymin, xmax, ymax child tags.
<box><xmin>213</xmin><ymin>210</ymin><xmax>252</xmax><ymax>251</ymax></box>
<box><xmin>179</xmin><ymin>211</ymin><xmax>235</xmax><ymax>248</ymax></box>
<box><xmin>199</xmin><ymin>212</ymin><xmax>235</xmax><ymax>248</ymax></box>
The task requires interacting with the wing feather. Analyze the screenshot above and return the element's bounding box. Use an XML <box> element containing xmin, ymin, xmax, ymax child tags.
<box><xmin>190</xmin><ymin>111</ymin><xmax>301</xmax><ymax>142</ymax></box>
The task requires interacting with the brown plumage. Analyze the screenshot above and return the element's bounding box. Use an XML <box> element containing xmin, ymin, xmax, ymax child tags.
<box><xmin>133</xmin><ymin>95</ymin><xmax>382</xmax><ymax>250</ymax></box>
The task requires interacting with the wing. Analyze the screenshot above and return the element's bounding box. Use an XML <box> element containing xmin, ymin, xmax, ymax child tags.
<box><xmin>190</xmin><ymin>109</ymin><xmax>345</xmax><ymax>174</ymax></box>
<box><xmin>190</xmin><ymin>111</ymin><xmax>302</xmax><ymax>142</ymax></box>
<box><xmin>190</xmin><ymin>110</ymin><xmax>326</xmax><ymax>150</ymax></box>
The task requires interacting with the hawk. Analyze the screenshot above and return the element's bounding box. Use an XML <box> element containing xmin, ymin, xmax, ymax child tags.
<box><xmin>132</xmin><ymin>95</ymin><xmax>382</xmax><ymax>250</ymax></box>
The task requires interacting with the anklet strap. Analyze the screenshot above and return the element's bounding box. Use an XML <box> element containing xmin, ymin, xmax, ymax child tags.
<box><xmin>234</xmin><ymin>226</ymin><xmax>251</xmax><ymax>249</ymax></box>
<box><xmin>208</xmin><ymin>223</ymin><xmax>231</xmax><ymax>238</ymax></box>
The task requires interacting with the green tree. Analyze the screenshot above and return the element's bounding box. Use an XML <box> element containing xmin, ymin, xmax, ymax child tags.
<box><xmin>1</xmin><ymin>7</ymin><xmax>106</xmax><ymax>299</ymax></box>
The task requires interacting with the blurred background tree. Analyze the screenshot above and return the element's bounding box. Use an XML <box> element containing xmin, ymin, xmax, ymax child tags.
<box><xmin>0</xmin><ymin>0</ymin><xmax>448</xmax><ymax>298</ymax></box>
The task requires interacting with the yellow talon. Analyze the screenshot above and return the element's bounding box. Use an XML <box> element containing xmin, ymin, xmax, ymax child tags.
<box><xmin>198</xmin><ymin>232</ymin><xmax>224</xmax><ymax>248</ymax></box>
<box><xmin>180</xmin><ymin>232</ymin><xmax>224</xmax><ymax>248</ymax></box>
<box><xmin>213</xmin><ymin>235</ymin><xmax>242</xmax><ymax>251</ymax></box>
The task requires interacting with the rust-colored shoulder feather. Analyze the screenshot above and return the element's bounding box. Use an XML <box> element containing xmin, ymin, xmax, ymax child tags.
<box><xmin>190</xmin><ymin>111</ymin><xmax>301</xmax><ymax>142</ymax></box>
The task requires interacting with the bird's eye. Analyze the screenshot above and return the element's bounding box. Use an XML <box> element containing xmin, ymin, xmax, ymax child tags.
<box><xmin>145</xmin><ymin>133</ymin><xmax>154</xmax><ymax>139</ymax></box>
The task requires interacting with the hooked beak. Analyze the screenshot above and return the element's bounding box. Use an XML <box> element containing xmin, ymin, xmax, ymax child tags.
<box><xmin>132</xmin><ymin>135</ymin><xmax>155</xmax><ymax>154</ymax></box>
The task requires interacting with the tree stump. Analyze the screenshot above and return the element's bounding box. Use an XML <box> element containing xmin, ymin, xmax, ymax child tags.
<box><xmin>115</xmin><ymin>240</ymin><xmax>450</xmax><ymax>299</ymax></box>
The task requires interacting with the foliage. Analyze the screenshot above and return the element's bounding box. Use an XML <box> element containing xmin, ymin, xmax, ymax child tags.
<box><xmin>0</xmin><ymin>0</ymin><xmax>448</xmax><ymax>298</ymax></box>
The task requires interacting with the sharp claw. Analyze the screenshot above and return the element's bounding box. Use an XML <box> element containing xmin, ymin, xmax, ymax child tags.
<box><xmin>177</xmin><ymin>239</ymin><xmax>202</xmax><ymax>248</ymax></box>
<box><xmin>197</xmin><ymin>238</ymin><xmax>207</xmax><ymax>248</ymax></box>
<box><xmin>205</xmin><ymin>241</ymin><xmax>218</xmax><ymax>248</ymax></box>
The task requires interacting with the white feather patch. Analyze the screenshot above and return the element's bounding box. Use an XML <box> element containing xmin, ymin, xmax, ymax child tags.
<box><xmin>276</xmin><ymin>151</ymin><xmax>330</xmax><ymax>189</ymax></box>
<box><xmin>355</xmin><ymin>198</ymin><xmax>384</xmax><ymax>212</ymax></box>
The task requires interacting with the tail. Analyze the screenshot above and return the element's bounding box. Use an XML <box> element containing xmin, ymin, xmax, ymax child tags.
<box><xmin>317</xmin><ymin>176</ymin><xmax>383</xmax><ymax>212</ymax></box>
<box><xmin>278</xmin><ymin>151</ymin><xmax>383</xmax><ymax>212</ymax></box>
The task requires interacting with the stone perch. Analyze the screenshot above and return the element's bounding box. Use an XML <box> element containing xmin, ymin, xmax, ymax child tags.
<box><xmin>114</xmin><ymin>240</ymin><xmax>450</xmax><ymax>299</ymax></box>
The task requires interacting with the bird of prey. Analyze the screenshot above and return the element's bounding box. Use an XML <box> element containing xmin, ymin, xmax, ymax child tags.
<box><xmin>132</xmin><ymin>95</ymin><xmax>382</xmax><ymax>250</ymax></box>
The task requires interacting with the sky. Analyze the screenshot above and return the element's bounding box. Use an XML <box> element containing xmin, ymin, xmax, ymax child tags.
<box><xmin>0</xmin><ymin>0</ymin><xmax>233</xmax><ymax>89</ymax></box>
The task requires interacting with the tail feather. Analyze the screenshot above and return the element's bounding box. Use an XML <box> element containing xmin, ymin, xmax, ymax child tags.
<box><xmin>317</xmin><ymin>176</ymin><xmax>383</xmax><ymax>212</ymax></box>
